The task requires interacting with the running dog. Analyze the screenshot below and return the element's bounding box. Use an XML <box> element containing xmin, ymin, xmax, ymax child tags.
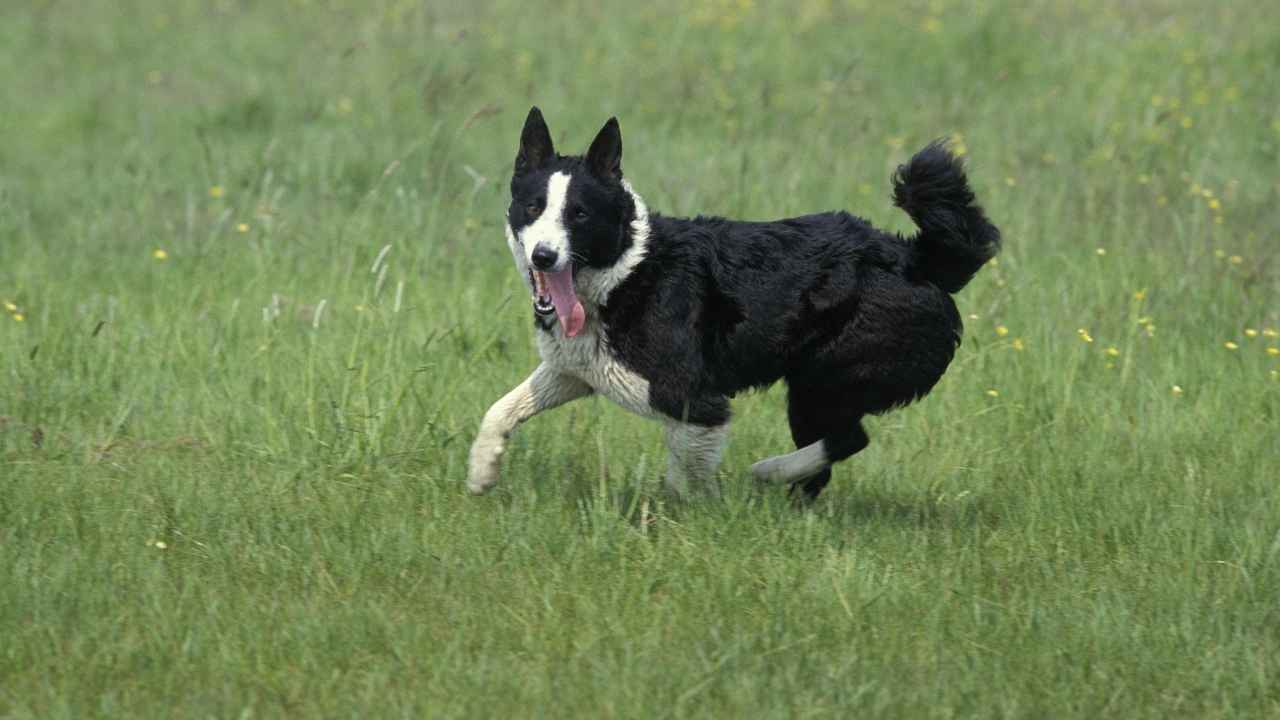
<box><xmin>468</xmin><ymin>107</ymin><xmax>1000</xmax><ymax>501</ymax></box>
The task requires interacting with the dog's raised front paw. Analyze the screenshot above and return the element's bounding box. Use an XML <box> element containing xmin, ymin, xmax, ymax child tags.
<box><xmin>467</xmin><ymin>435</ymin><xmax>504</xmax><ymax>495</ymax></box>
<box><xmin>467</xmin><ymin>459</ymin><xmax>499</xmax><ymax>495</ymax></box>
<box><xmin>463</xmin><ymin>453</ymin><xmax>496</xmax><ymax>491</ymax></box>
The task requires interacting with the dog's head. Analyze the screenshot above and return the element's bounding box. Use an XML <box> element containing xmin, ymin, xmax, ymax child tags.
<box><xmin>504</xmin><ymin>107</ymin><xmax>648</xmax><ymax>337</ymax></box>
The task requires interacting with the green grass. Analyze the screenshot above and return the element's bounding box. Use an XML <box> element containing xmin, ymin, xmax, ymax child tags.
<box><xmin>2</xmin><ymin>0</ymin><xmax>1279</xmax><ymax>717</ymax></box>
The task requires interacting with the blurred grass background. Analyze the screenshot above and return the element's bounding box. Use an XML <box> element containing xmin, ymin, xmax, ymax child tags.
<box><xmin>2</xmin><ymin>1</ymin><xmax>1278</xmax><ymax>717</ymax></box>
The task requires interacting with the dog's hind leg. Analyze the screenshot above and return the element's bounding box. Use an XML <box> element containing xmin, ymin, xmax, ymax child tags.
<box><xmin>788</xmin><ymin>419</ymin><xmax>869</xmax><ymax>502</ymax></box>
<box><xmin>750</xmin><ymin>382</ymin><xmax>870</xmax><ymax>502</ymax></box>
<box><xmin>663</xmin><ymin>421</ymin><xmax>729</xmax><ymax>499</ymax></box>
<box><xmin>468</xmin><ymin>363</ymin><xmax>593</xmax><ymax>495</ymax></box>
<box><xmin>749</xmin><ymin>441</ymin><xmax>829</xmax><ymax>486</ymax></box>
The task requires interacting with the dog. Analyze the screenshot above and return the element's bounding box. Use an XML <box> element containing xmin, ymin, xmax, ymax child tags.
<box><xmin>468</xmin><ymin>107</ymin><xmax>1000</xmax><ymax>501</ymax></box>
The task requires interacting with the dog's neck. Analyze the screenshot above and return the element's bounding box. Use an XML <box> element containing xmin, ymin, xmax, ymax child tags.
<box><xmin>576</xmin><ymin>178</ymin><xmax>652</xmax><ymax>308</ymax></box>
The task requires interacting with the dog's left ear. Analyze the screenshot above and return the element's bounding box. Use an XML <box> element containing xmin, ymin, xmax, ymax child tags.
<box><xmin>585</xmin><ymin>117</ymin><xmax>623</xmax><ymax>180</ymax></box>
<box><xmin>515</xmin><ymin>106</ymin><xmax>555</xmax><ymax>176</ymax></box>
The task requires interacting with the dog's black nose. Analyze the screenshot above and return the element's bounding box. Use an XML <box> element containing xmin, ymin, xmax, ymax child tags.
<box><xmin>530</xmin><ymin>245</ymin><xmax>558</xmax><ymax>271</ymax></box>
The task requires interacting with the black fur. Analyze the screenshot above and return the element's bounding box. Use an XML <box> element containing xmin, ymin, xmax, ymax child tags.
<box><xmin>507</xmin><ymin>109</ymin><xmax>1000</xmax><ymax>501</ymax></box>
<box><xmin>894</xmin><ymin>141</ymin><xmax>1001</xmax><ymax>293</ymax></box>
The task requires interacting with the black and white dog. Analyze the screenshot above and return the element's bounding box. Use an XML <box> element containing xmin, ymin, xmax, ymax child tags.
<box><xmin>468</xmin><ymin>107</ymin><xmax>1000</xmax><ymax>501</ymax></box>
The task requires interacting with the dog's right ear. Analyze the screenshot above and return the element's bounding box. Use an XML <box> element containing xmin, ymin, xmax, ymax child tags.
<box><xmin>515</xmin><ymin>106</ymin><xmax>555</xmax><ymax>176</ymax></box>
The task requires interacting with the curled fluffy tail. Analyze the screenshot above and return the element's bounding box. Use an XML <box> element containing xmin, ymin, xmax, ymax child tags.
<box><xmin>893</xmin><ymin>141</ymin><xmax>1001</xmax><ymax>294</ymax></box>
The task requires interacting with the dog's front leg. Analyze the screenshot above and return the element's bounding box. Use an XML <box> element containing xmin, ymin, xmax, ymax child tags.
<box><xmin>662</xmin><ymin>421</ymin><xmax>730</xmax><ymax>499</ymax></box>
<box><xmin>468</xmin><ymin>363</ymin><xmax>592</xmax><ymax>495</ymax></box>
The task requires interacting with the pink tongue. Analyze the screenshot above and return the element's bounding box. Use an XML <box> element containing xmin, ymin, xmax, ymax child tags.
<box><xmin>543</xmin><ymin>268</ymin><xmax>585</xmax><ymax>337</ymax></box>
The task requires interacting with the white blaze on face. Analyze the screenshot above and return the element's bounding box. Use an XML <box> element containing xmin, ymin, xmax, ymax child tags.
<box><xmin>516</xmin><ymin>171</ymin><xmax>571</xmax><ymax>271</ymax></box>
<box><xmin>512</xmin><ymin>171</ymin><xmax>585</xmax><ymax>337</ymax></box>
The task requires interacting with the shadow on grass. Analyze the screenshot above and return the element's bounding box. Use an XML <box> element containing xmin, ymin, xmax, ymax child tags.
<box><xmin>557</xmin><ymin>465</ymin><xmax>1004</xmax><ymax>540</ymax></box>
<box><xmin>824</xmin><ymin>488</ymin><xmax>1003</xmax><ymax>531</ymax></box>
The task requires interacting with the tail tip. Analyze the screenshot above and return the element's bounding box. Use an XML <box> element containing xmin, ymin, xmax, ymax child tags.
<box><xmin>891</xmin><ymin>139</ymin><xmax>972</xmax><ymax>213</ymax></box>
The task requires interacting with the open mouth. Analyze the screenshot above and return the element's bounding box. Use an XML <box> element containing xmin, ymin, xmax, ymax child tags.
<box><xmin>526</xmin><ymin>267</ymin><xmax>586</xmax><ymax>337</ymax></box>
<box><xmin>530</xmin><ymin>271</ymin><xmax>555</xmax><ymax>316</ymax></box>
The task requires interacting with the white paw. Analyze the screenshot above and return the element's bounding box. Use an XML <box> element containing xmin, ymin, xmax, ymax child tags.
<box><xmin>467</xmin><ymin>461</ymin><xmax>499</xmax><ymax>495</ymax></box>
<box><xmin>750</xmin><ymin>457</ymin><xmax>787</xmax><ymax>484</ymax></box>
<box><xmin>467</xmin><ymin>436</ymin><xmax>503</xmax><ymax>495</ymax></box>
<box><xmin>751</xmin><ymin>443</ymin><xmax>829</xmax><ymax>484</ymax></box>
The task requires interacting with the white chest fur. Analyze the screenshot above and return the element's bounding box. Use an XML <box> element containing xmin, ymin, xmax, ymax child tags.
<box><xmin>535</xmin><ymin>322</ymin><xmax>656</xmax><ymax>418</ymax></box>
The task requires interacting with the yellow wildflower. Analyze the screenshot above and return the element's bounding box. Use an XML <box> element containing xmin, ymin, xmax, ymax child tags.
<box><xmin>153</xmin><ymin>249</ymin><xmax>168</xmax><ymax>261</ymax></box>
<box><xmin>1245</xmin><ymin>328</ymin><xmax>1258</xmax><ymax>338</ymax></box>
<box><xmin>1171</xmin><ymin>385</ymin><xmax>1183</xmax><ymax>396</ymax></box>
<box><xmin>1263</xmin><ymin>329</ymin><xmax>1278</xmax><ymax>338</ymax></box>
<box><xmin>12</xmin><ymin>313</ymin><xmax>23</xmax><ymax>322</ymax></box>
<box><xmin>995</xmin><ymin>325</ymin><xmax>1009</xmax><ymax>337</ymax></box>
<box><xmin>1132</xmin><ymin>289</ymin><xmax>1147</xmax><ymax>301</ymax></box>
<box><xmin>1105</xmin><ymin>347</ymin><xmax>1120</xmax><ymax>357</ymax></box>
<box><xmin>1095</xmin><ymin>248</ymin><xmax>1106</xmax><ymax>256</ymax></box>
<box><xmin>985</xmin><ymin>389</ymin><xmax>999</xmax><ymax>398</ymax></box>
<box><xmin>209</xmin><ymin>185</ymin><xmax>224</xmax><ymax>199</ymax></box>
<box><xmin>236</xmin><ymin>223</ymin><xmax>250</xmax><ymax>233</ymax></box>
<box><xmin>1012</xmin><ymin>338</ymin><xmax>1025</xmax><ymax>351</ymax></box>
<box><xmin>1229</xmin><ymin>255</ymin><xmax>1243</xmax><ymax>265</ymax></box>
<box><xmin>1180</xmin><ymin>116</ymin><xmax>1194</xmax><ymax>129</ymax></box>
<box><xmin>3</xmin><ymin>301</ymin><xmax>15</xmax><ymax>312</ymax></box>
<box><xmin>1266</xmin><ymin>347</ymin><xmax>1279</xmax><ymax>357</ymax></box>
<box><xmin>1077</xmin><ymin>328</ymin><xmax>1094</xmax><ymax>343</ymax></box>
<box><xmin>1207</xmin><ymin>198</ymin><xmax>1221</xmax><ymax>211</ymax></box>
<box><xmin>1224</xmin><ymin>341</ymin><xmax>1239</xmax><ymax>350</ymax></box>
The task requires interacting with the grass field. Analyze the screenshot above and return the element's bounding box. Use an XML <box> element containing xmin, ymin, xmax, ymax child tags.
<box><xmin>2</xmin><ymin>0</ymin><xmax>1279</xmax><ymax>717</ymax></box>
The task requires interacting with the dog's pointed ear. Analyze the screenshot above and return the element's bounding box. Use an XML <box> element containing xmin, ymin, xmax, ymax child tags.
<box><xmin>515</xmin><ymin>106</ymin><xmax>555</xmax><ymax>175</ymax></box>
<box><xmin>585</xmin><ymin>117</ymin><xmax>623</xmax><ymax>180</ymax></box>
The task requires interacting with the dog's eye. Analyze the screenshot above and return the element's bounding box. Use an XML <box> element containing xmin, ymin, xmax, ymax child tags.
<box><xmin>573</xmin><ymin>209</ymin><xmax>589</xmax><ymax>222</ymax></box>
<box><xmin>526</xmin><ymin>204</ymin><xmax>541</xmax><ymax>219</ymax></box>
